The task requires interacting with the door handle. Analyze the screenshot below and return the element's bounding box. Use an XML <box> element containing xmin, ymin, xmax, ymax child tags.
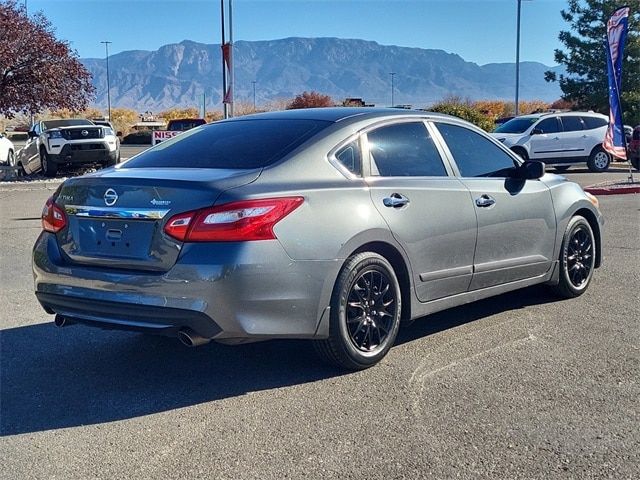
<box><xmin>475</xmin><ymin>194</ymin><xmax>496</xmax><ymax>208</ymax></box>
<box><xmin>383</xmin><ymin>193</ymin><xmax>410</xmax><ymax>208</ymax></box>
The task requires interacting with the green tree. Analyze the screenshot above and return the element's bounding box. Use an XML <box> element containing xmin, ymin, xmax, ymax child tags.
<box><xmin>428</xmin><ymin>97</ymin><xmax>496</xmax><ymax>132</ymax></box>
<box><xmin>0</xmin><ymin>0</ymin><xmax>95</xmax><ymax>118</ymax></box>
<box><xmin>545</xmin><ymin>0</ymin><xmax>640</xmax><ymax>125</ymax></box>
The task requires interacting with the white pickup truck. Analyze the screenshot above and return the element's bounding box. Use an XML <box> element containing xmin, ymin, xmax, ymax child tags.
<box><xmin>16</xmin><ymin>119</ymin><xmax>120</xmax><ymax>177</ymax></box>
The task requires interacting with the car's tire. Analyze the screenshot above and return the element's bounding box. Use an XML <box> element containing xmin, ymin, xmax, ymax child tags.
<box><xmin>549</xmin><ymin>215</ymin><xmax>596</xmax><ymax>299</ymax></box>
<box><xmin>40</xmin><ymin>150</ymin><xmax>57</xmax><ymax>177</ymax></box>
<box><xmin>314</xmin><ymin>252</ymin><xmax>402</xmax><ymax>370</ymax></box>
<box><xmin>631</xmin><ymin>156</ymin><xmax>640</xmax><ymax>170</ymax></box>
<box><xmin>6</xmin><ymin>150</ymin><xmax>15</xmax><ymax>167</ymax></box>
<box><xmin>587</xmin><ymin>146</ymin><xmax>610</xmax><ymax>173</ymax></box>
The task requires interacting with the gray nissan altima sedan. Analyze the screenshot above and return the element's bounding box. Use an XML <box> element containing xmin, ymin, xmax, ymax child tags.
<box><xmin>33</xmin><ymin>107</ymin><xmax>603</xmax><ymax>369</ymax></box>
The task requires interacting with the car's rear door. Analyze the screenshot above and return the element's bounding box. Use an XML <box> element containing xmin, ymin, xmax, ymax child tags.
<box><xmin>364</xmin><ymin>120</ymin><xmax>477</xmax><ymax>302</ymax></box>
<box><xmin>432</xmin><ymin>121</ymin><xmax>557</xmax><ymax>291</ymax></box>
<box><xmin>558</xmin><ymin>115</ymin><xmax>588</xmax><ymax>160</ymax></box>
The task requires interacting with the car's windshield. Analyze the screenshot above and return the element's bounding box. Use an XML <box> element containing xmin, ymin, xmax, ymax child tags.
<box><xmin>493</xmin><ymin>117</ymin><xmax>540</xmax><ymax>134</ymax></box>
<box><xmin>41</xmin><ymin>119</ymin><xmax>94</xmax><ymax>130</ymax></box>
<box><xmin>124</xmin><ymin>119</ymin><xmax>331</xmax><ymax>169</ymax></box>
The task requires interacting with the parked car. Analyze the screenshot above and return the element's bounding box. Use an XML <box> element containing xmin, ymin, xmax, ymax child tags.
<box><xmin>624</xmin><ymin>124</ymin><xmax>633</xmax><ymax>144</ymax></box>
<box><xmin>629</xmin><ymin>125</ymin><xmax>640</xmax><ymax>170</ymax></box>
<box><xmin>33</xmin><ymin>108</ymin><xmax>603</xmax><ymax>370</ymax></box>
<box><xmin>91</xmin><ymin>119</ymin><xmax>121</xmax><ymax>162</ymax></box>
<box><xmin>0</xmin><ymin>132</ymin><xmax>15</xmax><ymax>166</ymax></box>
<box><xmin>151</xmin><ymin>118</ymin><xmax>207</xmax><ymax>145</ymax></box>
<box><xmin>492</xmin><ymin>111</ymin><xmax>611</xmax><ymax>172</ymax></box>
<box><xmin>16</xmin><ymin>119</ymin><xmax>120</xmax><ymax>177</ymax></box>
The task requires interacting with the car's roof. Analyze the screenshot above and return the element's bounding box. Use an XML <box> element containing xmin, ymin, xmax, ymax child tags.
<box><xmin>225</xmin><ymin>107</ymin><xmax>456</xmax><ymax>124</ymax></box>
<box><xmin>517</xmin><ymin>111</ymin><xmax>606</xmax><ymax>119</ymax></box>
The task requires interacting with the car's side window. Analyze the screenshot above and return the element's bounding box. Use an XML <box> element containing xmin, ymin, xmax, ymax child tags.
<box><xmin>334</xmin><ymin>140</ymin><xmax>361</xmax><ymax>175</ymax></box>
<box><xmin>435</xmin><ymin>123</ymin><xmax>517</xmax><ymax>178</ymax></box>
<box><xmin>535</xmin><ymin>118</ymin><xmax>560</xmax><ymax>134</ymax></box>
<box><xmin>582</xmin><ymin>116</ymin><xmax>607</xmax><ymax>130</ymax></box>
<box><xmin>367</xmin><ymin>122</ymin><xmax>447</xmax><ymax>177</ymax></box>
<box><xmin>561</xmin><ymin>116</ymin><xmax>584</xmax><ymax>132</ymax></box>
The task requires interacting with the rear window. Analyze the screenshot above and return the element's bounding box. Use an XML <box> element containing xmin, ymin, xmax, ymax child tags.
<box><xmin>582</xmin><ymin>116</ymin><xmax>607</xmax><ymax>130</ymax></box>
<box><xmin>167</xmin><ymin>119</ymin><xmax>207</xmax><ymax>131</ymax></box>
<box><xmin>125</xmin><ymin>119</ymin><xmax>331</xmax><ymax>169</ymax></box>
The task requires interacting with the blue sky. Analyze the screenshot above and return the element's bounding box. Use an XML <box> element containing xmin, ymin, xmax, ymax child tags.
<box><xmin>26</xmin><ymin>0</ymin><xmax>569</xmax><ymax>66</ymax></box>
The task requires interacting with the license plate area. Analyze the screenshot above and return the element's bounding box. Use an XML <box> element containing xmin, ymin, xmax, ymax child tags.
<box><xmin>77</xmin><ymin>218</ymin><xmax>156</xmax><ymax>258</ymax></box>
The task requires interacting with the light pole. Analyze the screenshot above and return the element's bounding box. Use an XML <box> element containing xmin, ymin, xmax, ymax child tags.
<box><xmin>515</xmin><ymin>0</ymin><xmax>532</xmax><ymax>116</ymax></box>
<box><xmin>252</xmin><ymin>80</ymin><xmax>257</xmax><ymax>111</ymax></box>
<box><xmin>389</xmin><ymin>72</ymin><xmax>396</xmax><ymax>107</ymax></box>
<box><xmin>101</xmin><ymin>41</ymin><xmax>112</xmax><ymax>120</ymax></box>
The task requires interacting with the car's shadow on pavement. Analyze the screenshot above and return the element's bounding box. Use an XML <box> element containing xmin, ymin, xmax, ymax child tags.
<box><xmin>395</xmin><ymin>284</ymin><xmax>557</xmax><ymax>345</ymax></box>
<box><xmin>1</xmin><ymin>285</ymin><xmax>558</xmax><ymax>436</ymax></box>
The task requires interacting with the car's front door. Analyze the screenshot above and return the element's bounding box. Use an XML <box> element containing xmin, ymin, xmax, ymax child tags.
<box><xmin>433</xmin><ymin>122</ymin><xmax>557</xmax><ymax>290</ymax></box>
<box><xmin>18</xmin><ymin>124</ymin><xmax>41</xmax><ymax>174</ymax></box>
<box><xmin>528</xmin><ymin>116</ymin><xmax>564</xmax><ymax>163</ymax></box>
<box><xmin>364</xmin><ymin>121</ymin><xmax>477</xmax><ymax>302</ymax></box>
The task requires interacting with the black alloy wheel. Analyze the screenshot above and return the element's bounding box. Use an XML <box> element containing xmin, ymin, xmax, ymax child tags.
<box><xmin>550</xmin><ymin>215</ymin><xmax>596</xmax><ymax>298</ymax></box>
<box><xmin>314</xmin><ymin>252</ymin><xmax>401</xmax><ymax>370</ymax></box>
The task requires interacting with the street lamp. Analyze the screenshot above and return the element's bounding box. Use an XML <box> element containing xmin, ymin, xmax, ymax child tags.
<box><xmin>252</xmin><ymin>80</ymin><xmax>257</xmax><ymax>111</ymax></box>
<box><xmin>515</xmin><ymin>0</ymin><xmax>532</xmax><ymax>116</ymax></box>
<box><xmin>389</xmin><ymin>72</ymin><xmax>396</xmax><ymax>107</ymax></box>
<box><xmin>101</xmin><ymin>41</ymin><xmax>112</xmax><ymax>121</ymax></box>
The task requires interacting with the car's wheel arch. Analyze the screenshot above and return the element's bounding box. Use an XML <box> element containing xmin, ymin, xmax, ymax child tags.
<box><xmin>353</xmin><ymin>241</ymin><xmax>412</xmax><ymax>320</ymax></box>
<box><xmin>549</xmin><ymin>206</ymin><xmax>602</xmax><ymax>288</ymax></box>
<box><xmin>573</xmin><ymin>207</ymin><xmax>602</xmax><ymax>269</ymax></box>
<box><xmin>313</xmin><ymin>237</ymin><xmax>413</xmax><ymax>339</ymax></box>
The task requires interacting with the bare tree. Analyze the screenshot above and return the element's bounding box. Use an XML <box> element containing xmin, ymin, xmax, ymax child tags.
<box><xmin>0</xmin><ymin>0</ymin><xmax>95</xmax><ymax>118</ymax></box>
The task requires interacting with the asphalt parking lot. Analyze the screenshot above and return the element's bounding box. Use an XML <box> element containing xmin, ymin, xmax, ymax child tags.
<box><xmin>0</xmin><ymin>171</ymin><xmax>638</xmax><ymax>479</ymax></box>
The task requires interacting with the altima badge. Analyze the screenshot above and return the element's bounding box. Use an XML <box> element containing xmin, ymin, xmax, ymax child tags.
<box><xmin>104</xmin><ymin>188</ymin><xmax>118</xmax><ymax>206</ymax></box>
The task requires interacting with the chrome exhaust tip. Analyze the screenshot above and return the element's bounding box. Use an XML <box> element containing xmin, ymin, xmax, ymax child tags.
<box><xmin>178</xmin><ymin>328</ymin><xmax>210</xmax><ymax>347</ymax></box>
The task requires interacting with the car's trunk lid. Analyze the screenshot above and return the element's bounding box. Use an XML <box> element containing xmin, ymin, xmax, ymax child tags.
<box><xmin>52</xmin><ymin>167</ymin><xmax>261</xmax><ymax>271</ymax></box>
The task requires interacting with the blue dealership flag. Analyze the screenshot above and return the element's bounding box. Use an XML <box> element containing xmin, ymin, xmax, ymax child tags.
<box><xmin>603</xmin><ymin>6</ymin><xmax>630</xmax><ymax>160</ymax></box>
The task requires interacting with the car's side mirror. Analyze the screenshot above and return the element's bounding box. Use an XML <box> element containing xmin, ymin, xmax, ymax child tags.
<box><xmin>28</xmin><ymin>130</ymin><xmax>38</xmax><ymax>138</ymax></box>
<box><xmin>518</xmin><ymin>160</ymin><xmax>545</xmax><ymax>179</ymax></box>
<box><xmin>531</xmin><ymin>128</ymin><xmax>543</xmax><ymax>135</ymax></box>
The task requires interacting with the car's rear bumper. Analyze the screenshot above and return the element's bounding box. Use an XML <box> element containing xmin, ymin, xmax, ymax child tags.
<box><xmin>33</xmin><ymin>232</ymin><xmax>336</xmax><ymax>342</ymax></box>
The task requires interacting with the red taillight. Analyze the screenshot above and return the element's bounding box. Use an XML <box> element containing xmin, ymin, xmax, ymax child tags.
<box><xmin>164</xmin><ymin>197</ymin><xmax>304</xmax><ymax>242</ymax></box>
<box><xmin>41</xmin><ymin>197</ymin><xmax>67</xmax><ymax>233</ymax></box>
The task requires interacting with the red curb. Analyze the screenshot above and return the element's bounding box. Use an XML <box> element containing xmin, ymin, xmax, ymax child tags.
<box><xmin>584</xmin><ymin>185</ymin><xmax>640</xmax><ymax>195</ymax></box>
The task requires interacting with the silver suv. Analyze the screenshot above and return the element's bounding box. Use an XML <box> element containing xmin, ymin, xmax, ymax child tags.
<box><xmin>492</xmin><ymin>111</ymin><xmax>610</xmax><ymax>172</ymax></box>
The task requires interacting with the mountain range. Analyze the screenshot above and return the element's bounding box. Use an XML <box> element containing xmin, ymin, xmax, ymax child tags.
<box><xmin>82</xmin><ymin>37</ymin><xmax>563</xmax><ymax>113</ymax></box>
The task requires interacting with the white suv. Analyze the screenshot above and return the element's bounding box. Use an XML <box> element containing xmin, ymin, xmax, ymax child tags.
<box><xmin>491</xmin><ymin>111</ymin><xmax>610</xmax><ymax>172</ymax></box>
